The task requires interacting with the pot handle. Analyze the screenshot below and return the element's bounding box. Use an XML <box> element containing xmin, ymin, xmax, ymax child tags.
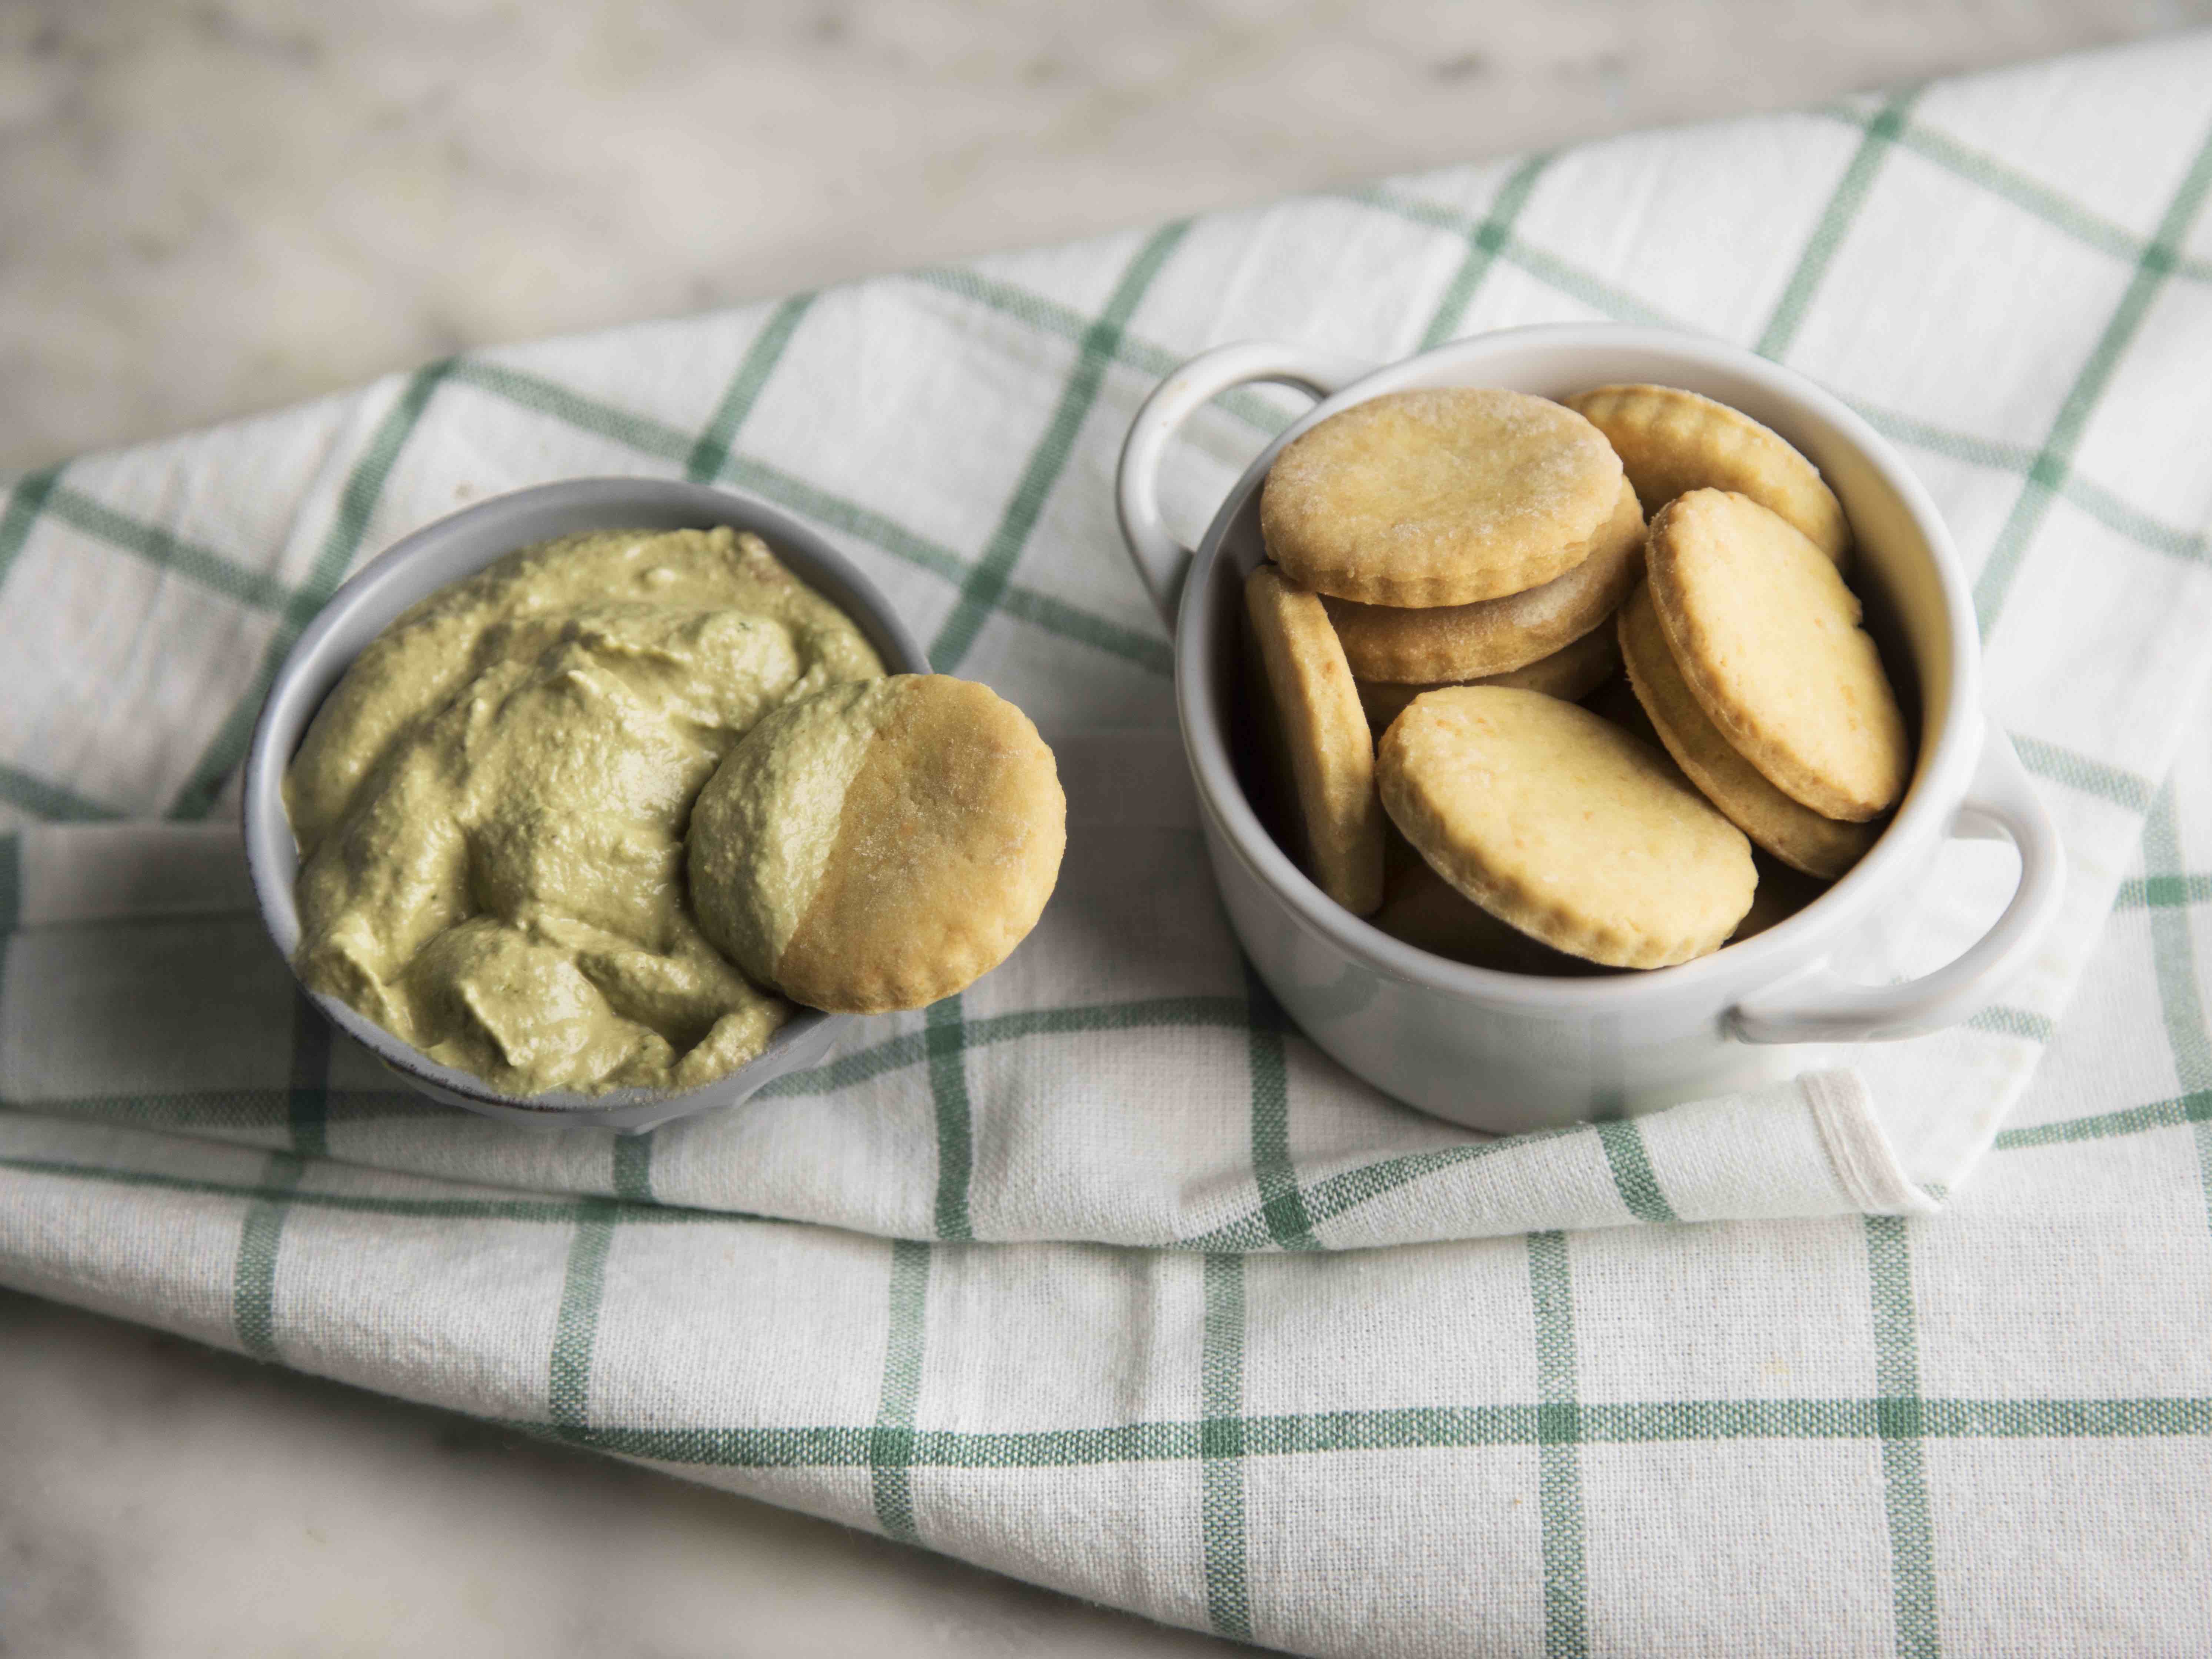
<box><xmin>1115</xmin><ymin>341</ymin><xmax>1375</xmax><ymax>629</ymax></box>
<box><xmin>1731</xmin><ymin>727</ymin><xmax>2066</xmax><ymax>1044</ymax></box>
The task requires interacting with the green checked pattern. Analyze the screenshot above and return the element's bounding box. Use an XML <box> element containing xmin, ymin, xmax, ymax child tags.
<box><xmin>1865</xmin><ymin>1214</ymin><xmax>1941</xmax><ymax>1659</ymax></box>
<box><xmin>1200</xmin><ymin>1252</ymin><xmax>1254</xmax><ymax>1642</ymax></box>
<box><xmin>1527</xmin><ymin>1231</ymin><xmax>1591</xmax><ymax>1658</ymax></box>
<box><xmin>870</xmin><ymin>1238</ymin><xmax>934</xmax><ymax>1544</ymax></box>
<box><xmin>2144</xmin><ymin>787</ymin><xmax>2212</xmax><ymax>1226</ymax></box>
<box><xmin>7</xmin><ymin>34</ymin><xmax>2212</xmax><ymax>1658</ymax></box>
<box><xmin>928</xmin><ymin>222</ymin><xmax>1189</xmax><ymax>672</ymax></box>
<box><xmin>1756</xmin><ymin>91</ymin><xmax>1921</xmax><ymax>361</ymax></box>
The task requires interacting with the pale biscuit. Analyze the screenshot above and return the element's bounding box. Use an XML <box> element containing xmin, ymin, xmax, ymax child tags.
<box><xmin>1618</xmin><ymin>582</ymin><xmax>1880</xmax><ymax>880</ymax></box>
<box><xmin>1647</xmin><ymin>490</ymin><xmax>1910</xmax><ymax>822</ymax></box>
<box><xmin>1354</xmin><ymin>622</ymin><xmax>1620</xmax><ymax>733</ymax></box>
<box><xmin>1566</xmin><ymin>383</ymin><xmax>1851</xmax><ymax>566</ymax></box>
<box><xmin>688</xmin><ymin>675</ymin><xmax>1065</xmax><ymax>1013</ymax></box>
<box><xmin>1260</xmin><ymin>389</ymin><xmax>1624</xmax><ymax>607</ymax></box>
<box><xmin>1245</xmin><ymin>564</ymin><xmax>1386</xmax><ymax>914</ymax></box>
<box><xmin>1323</xmin><ymin>477</ymin><xmax>1644</xmax><ymax>682</ymax></box>
<box><xmin>1378</xmin><ymin>688</ymin><xmax>1754</xmax><ymax>967</ymax></box>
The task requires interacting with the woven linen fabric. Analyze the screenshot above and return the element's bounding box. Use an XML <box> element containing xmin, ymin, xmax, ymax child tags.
<box><xmin>6</xmin><ymin>32</ymin><xmax>2212</xmax><ymax>1656</ymax></box>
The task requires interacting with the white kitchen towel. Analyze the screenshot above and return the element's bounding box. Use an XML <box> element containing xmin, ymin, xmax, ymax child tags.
<box><xmin>7</xmin><ymin>50</ymin><xmax>2211</xmax><ymax>1242</ymax></box>
<box><xmin>4</xmin><ymin>32</ymin><xmax>2212</xmax><ymax>1656</ymax></box>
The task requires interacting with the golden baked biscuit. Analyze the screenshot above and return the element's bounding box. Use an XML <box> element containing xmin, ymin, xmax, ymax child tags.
<box><xmin>1323</xmin><ymin>477</ymin><xmax>1644</xmax><ymax>682</ymax></box>
<box><xmin>688</xmin><ymin>675</ymin><xmax>1065</xmax><ymax>1013</ymax></box>
<box><xmin>1377</xmin><ymin>687</ymin><xmax>1755</xmax><ymax>968</ymax></box>
<box><xmin>1354</xmin><ymin>623</ymin><xmax>1620</xmax><ymax>733</ymax></box>
<box><xmin>1245</xmin><ymin>564</ymin><xmax>1386</xmax><ymax>914</ymax></box>
<box><xmin>1647</xmin><ymin>490</ymin><xmax>1910</xmax><ymax>822</ymax></box>
<box><xmin>1260</xmin><ymin>389</ymin><xmax>1624</xmax><ymax>606</ymax></box>
<box><xmin>1618</xmin><ymin>581</ymin><xmax>1880</xmax><ymax>880</ymax></box>
<box><xmin>1566</xmin><ymin>383</ymin><xmax>1851</xmax><ymax>566</ymax></box>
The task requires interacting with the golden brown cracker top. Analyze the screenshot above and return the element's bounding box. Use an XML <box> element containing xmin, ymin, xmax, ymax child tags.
<box><xmin>1244</xmin><ymin>564</ymin><xmax>1386</xmax><ymax>914</ymax></box>
<box><xmin>1377</xmin><ymin>687</ymin><xmax>1755</xmax><ymax>968</ymax></box>
<box><xmin>1618</xmin><ymin>581</ymin><xmax>1880</xmax><ymax>879</ymax></box>
<box><xmin>1260</xmin><ymin>389</ymin><xmax>1624</xmax><ymax>607</ymax></box>
<box><xmin>1646</xmin><ymin>490</ymin><xmax>1909</xmax><ymax>822</ymax></box>
<box><xmin>1567</xmin><ymin>383</ymin><xmax>1850</xmax><ymax>567</ymax></box>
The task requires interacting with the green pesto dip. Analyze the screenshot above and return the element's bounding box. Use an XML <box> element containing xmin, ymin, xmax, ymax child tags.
<box><xmin>285</xmin><ymin>526</ymin><xmax>884</xmax><ymax>1096</ymax></box>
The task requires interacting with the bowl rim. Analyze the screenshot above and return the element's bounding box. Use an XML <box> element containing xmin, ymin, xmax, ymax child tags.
<box><xmin>1174</xmin><ymin>322</ymin><xmax>1986</xmax><ymax>1012</ymax></box>
<box><xmin>240</xmin><ymin>475</ymin><xmax>934</xmax><ymax>1119</ymax></box>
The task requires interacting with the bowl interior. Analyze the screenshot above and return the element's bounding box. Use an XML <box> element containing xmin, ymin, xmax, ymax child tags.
<box><xmin>1181</xmin><ymin>327</ymin><xmax>1979</xmax><ymax>998</ymax></box>
<box><xmin>241</xmin><ymin>477</ymin><xmax>933</xmax><ymax>1122</ymax></box>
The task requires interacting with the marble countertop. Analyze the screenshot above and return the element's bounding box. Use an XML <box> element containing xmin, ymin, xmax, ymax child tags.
<box><xmin>0</xmin><ymin>1291</ymin><xmax>1239</xmax><ymax>1656</ymax></box>
<box><xmin>6</xmin><ymin>0</ymin><xmax>2209</xmax><ymax>474</ymax></box>
<box><xmin>4</xmin><ymin>2</ymin><xmax>2209</xmax><ymax>1652</ymax></box>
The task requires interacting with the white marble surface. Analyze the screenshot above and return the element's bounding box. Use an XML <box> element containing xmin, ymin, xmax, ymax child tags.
<box><xmin>4</xmin><ymin>2</ymin><xmax>2211</xmax><ymax>1654</ymax></box>
<box><xmin>0</xmin><ymin>1290</ymin><xmax>1244</xmax><ymax>1657</ymax></box>
<box><xmin>4</xmin><ymin>0</ymin><xmax>2211</xmax><ymax>472</ymax></box>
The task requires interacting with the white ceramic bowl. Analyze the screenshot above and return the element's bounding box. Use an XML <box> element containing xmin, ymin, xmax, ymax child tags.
<box><xmin>1116</xmin><ymin>325</ymin><xmax>2065</xmax><ymax>1134</ymax></box>
<box><xmin>241</xmin><ymin>478</ymin><xmax>932</xmax><ymax>1133</ymax></box>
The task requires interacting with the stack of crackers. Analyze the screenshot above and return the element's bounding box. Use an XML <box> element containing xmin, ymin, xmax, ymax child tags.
<box><xmin>1244</xmin><ymin>383</ymin><xmax>1911</xmax><ymax>974</ymax></box>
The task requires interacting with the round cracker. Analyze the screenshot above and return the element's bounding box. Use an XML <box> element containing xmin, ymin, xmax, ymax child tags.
<box><xmin>1377</xmin><ymin>687</ymin><xmax>1754</xmax><ymax>968</ymax></box>
<box><xmin>1260</xmin><ymin>388</ymin><xmax>1624</xmax><ymax>606</ymax></box>
<box><xmin>1354</xmin><ymin>622</ymin><xmax>1621</xmax><ymax>733</ymax></box>
<box><xmin>1566</xmin><ymin>383</ymin><xmax>1851</xmax><ymax>566</ymax></box>
<box><xmin>1618</xmin><ymin>581</ymin><xmax>1880</xmax><ymax>879</ymax></box>
<box><xmin>688</xmin><ymin>675</ymin><xmax>1065</xmax><ymax>1013</ymax></box>
<box><xmin>1245</xmin><ymin>564</ymin><xmax>1385</xmax><ymax>914</ymax></box>
<box><xmin>1323</xmin><ymin>477</ymin><xmax>1644</xmax><ymax>682</ymax></box>
<box><xmin>1647</xmin><ymin>490</ymin><xmax>1910</xmax><ymax>822</ymax></box>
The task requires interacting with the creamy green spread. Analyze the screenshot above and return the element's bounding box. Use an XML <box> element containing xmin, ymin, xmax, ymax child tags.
<box><xmin>284</xmin><ymin>525</ymin><xmax>885</xmax><ymax>1096</ymax></box>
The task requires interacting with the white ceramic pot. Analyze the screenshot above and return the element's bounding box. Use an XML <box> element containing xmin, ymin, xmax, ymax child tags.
<box><xmin>1115</xmin><ymin>325</ymin><xmax>2066</xmax><ymax>1134</ymax></box>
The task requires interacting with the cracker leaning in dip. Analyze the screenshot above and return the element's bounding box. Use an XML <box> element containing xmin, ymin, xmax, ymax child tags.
<box><xmin>689</xmin><ymin>675</ymin><xmax>1065</xmax><ymax>1015</ymax></box>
